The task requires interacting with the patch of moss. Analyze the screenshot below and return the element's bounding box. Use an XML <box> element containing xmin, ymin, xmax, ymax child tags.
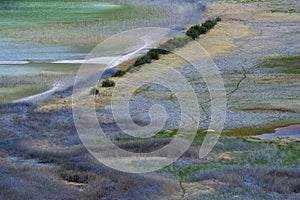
<box><xmin>271</xmin><ymin>9</ymin><xmax>299</xmax><ymax>14</ymax></box>
<box><xmin>259</xmin><ymin>55</ymin><xmax>300</xmax><ymax>74</ymax></box>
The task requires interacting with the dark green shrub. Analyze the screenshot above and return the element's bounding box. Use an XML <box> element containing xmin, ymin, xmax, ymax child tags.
<box><xmin>101</xmin><ymin>79</ymin><xmax>115</xmax><ymax>87</ymax></box>
<box><xmin>198</xmin><ymin>26</ymin><xmax>208</xmax><ymax>34</ymax></box>
<box><xmin>112</xmin><ymin>70</ymin><xmax>126</xmax><ymax>77</ymax></box>
<box><xmin>186</xmin><ymin>28</ymin><xmax>199</xmax><ymax>40</ymax></box>
<box><xmin>186</xmin><ymin>18</ymin><xmax>220</xmax><ymax>39</ymax></box>
<box><xmin>202</xmin><ymin>19</ymin><xmax>216</xmax><ymax>30</ymax></box>
<box><xmin>133</xmin><ymin>49</ymin><xmax>160</xmax><ymax>67</ymax></box>
<box><xmin>147</xmin><ymin>49</ymin><xmax>160</xmax><ymax>60</ymax></box>
<box><xmin>134</xmin><ymin>55</ymin><xmax>148</xmax><ymax>66</ymax></box>
<box><xmin>157</xmin><ymin>48</ymin><xmax>169</xmax><ymax>54</ymax></box>
<box><xmin>186</xmin><ymin>24</ymin><xmax>208</xmax><ymax>39</ymax></box>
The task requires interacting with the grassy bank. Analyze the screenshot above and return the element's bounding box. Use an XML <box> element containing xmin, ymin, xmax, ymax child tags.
<box><xmin>157</xmin><ymin>131</ymin><xmax>300</xmax><ymax>199</ymax></box>
<box><xmin>0</xmin><ymin>85</ymin><xmax>50</xmax><ymax>103</ymax></box>
<box><xmin>0</xmin><ymin>63</ymin><xmax>79</xmax><ymax>103</ymax></box>
<box><xmin>259</xmin><ymin>55</ymin><xmax>300</xmax><ymax>74</ymax></box>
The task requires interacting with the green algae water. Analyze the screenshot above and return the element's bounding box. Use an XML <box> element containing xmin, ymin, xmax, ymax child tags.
<box><xmin>0</xmin><ymin>0</ymin><xmax>205</xmax><ymax>102</ymax></box>
<box><xmin>0</xmin><ymin>1</ymin><xmax>123</xmax><ymax>27</ymax></box>
<box><xmin>0</xmin><ymin>0</ymin><xmax>164</xmax><ymax>102</ymax></box>
<box><xmin>0</xmin><ymin>0</ymin><xmax>165</xmax><ymax>49</ymax></box>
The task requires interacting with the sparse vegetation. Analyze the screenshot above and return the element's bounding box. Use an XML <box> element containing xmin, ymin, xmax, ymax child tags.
<box><xmin>112</xmin><ymin>70</ymin><xmax>126</xmax><ymax>77</ymax></box>
<box><xmin>121</xmin><ymin>17</ymin><xmax>222</xmax><ymax>74</ymax></box>
<box><xmin>271</xmin><ymin>9</ymin><xmax>299</xmax><ymax>14</ymax></box>
<box><xmin>259</xmin><ymin>55</ymin><xmax>300</xmax><ymax>74</ymax></box>
<box><xmin>1</xmin><ymin>0</ymin><xmax>299</xmax><ymax>198</ymax></box>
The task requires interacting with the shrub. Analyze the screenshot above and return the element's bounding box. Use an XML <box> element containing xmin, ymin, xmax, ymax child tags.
<box><xmin>134</xmin><ymin>55</ymin><xmax>149</xmax><ymax>66</ymax></box>
<box><xmin>202</xmin><ymin>19</ymin><xmax>217</xmax><ymax>30</ymax></box>
<box><xmin>186</xmin><ymin>24</ymin><xmax>201</xmax><ymax>39</ymax></box>
<box><xmin>198</xmin><ymin>26</ymin><xmax>208</xmax><ymax>34</ymax></box>
<box><xmin>186</xmin><ymin>29</ymin><xmax>199</xmax><ymax>40</ymax></box>
<box><xmin>188</xmin><ymin>24</ymin><xmax>208</xmax><ymax>35</ymax></box>
<box><xmin>59</xmin><ymin>170</ymin><xmax>94</xmax><ymax>184</ymax></box>
<box><xmin>101</xmin><ymin>79</ymin><xmax>115</xmax><ymax>87</ymax></box>
<box><xmin>112</xmin><ymin>70</ymin><xmax>126</xmax><ymax>77</ymax></box>
<box><xmin>157</xmin><ymin>48</ymin><xmax>169</xmax><ymax>55</ymax></box>
<box><xmin>147</xmin><ymin>49</ymin><xmax>160</xmax><ymax>60</ymax></box>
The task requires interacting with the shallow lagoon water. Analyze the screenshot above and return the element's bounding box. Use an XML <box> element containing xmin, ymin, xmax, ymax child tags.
<box><xmin>257</xmin><ymin>124</ymin><xmax>300</xmax><ymax>138</ymax></box>
<box><xmin>0</xmin><ymin>40</ymin><xmax>87</xmax><ymax>62</ymax></box>
<box><xmin>0</xmin><ymin>1</ymin><xmax>130</xmax><ymax>101</ymax></box>
<box><xmin>0</xmin><ymin>0</ymin><xmax>208</xmax><ymax>102</ymax></box>
<box><xmin>0</xmin><ymin>1</ymin><xmax>123</xmax><ymax>27</ymax></box>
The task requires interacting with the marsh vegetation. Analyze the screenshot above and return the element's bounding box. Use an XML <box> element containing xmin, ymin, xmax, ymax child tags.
<box><xmin>0</xmin><ymin>0</ymin><xmax>299</xmax><ymax>199</ymax></box>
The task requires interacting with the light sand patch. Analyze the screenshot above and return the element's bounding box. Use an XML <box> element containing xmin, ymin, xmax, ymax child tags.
<box><xmin>62</xmin><ymin>181</ymin><xmax>87</xmax><ymax>192</ymax></box>
<box><xmin>201</xmin><ymin>151</ymin><xmax>241</xmax><ymax>163</ymax></box>
<box><xmin>182</xmin><ymin>180</ymin><xmax>219</xmax><ymax>199</ymax></box>
<box><xmin>197</xmin><ymin>21</ymin><xmax>254</xmax><ymax>56</ymax></box>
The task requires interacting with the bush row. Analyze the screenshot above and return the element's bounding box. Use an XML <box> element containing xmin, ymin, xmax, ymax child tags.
<box><xmin>186</xmin><ymin>17</ymin><xmax>221</xmax><ymax>40</ymax></box>
<box><xmin>123</xmin><ymin>36</ymin><xmax>190</xmax><ymax>73</ymax></box>
<box><xmin>112</xmin><ymin>17</ymin><xmax>221</xmax><ymax>78</ymax></box>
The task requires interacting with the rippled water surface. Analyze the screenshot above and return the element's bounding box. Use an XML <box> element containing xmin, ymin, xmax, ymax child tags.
<box><xmin>257</xmin><ymin>124</ymin><xmax>300</xmax><ymax>138</ymax></box>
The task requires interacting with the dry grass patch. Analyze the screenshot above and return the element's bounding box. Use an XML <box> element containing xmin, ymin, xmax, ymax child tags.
<box><xmin>207</xmin><ymin>1</ymin><xmax>300</xmax><ymax>23</ymax></box>
<box><xmin>197</xmin><ymin>21</ymin><xmax>254</xmax><ymax>56</ymax></box>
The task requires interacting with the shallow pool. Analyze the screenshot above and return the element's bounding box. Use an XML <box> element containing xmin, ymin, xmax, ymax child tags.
<box><xmin>256</xmin><ymin>124</ymin><xmax>300</xmax><ymax>138</ymax></box>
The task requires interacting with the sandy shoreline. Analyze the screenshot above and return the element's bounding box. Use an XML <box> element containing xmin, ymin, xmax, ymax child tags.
<box><xmin>10</xmin><ymin>34</ymin><xmax>166</xmax><ymax>104</ymax></box>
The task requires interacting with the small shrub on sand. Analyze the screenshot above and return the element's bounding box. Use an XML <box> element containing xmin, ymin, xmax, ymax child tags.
<box><xmin>101</xmin><ymin>79</ymin><xmax>115</xmax><ymax>88</ymax></box>
<box><xmin>134</xmin><ymin>55</ymin><xmax>149</xmax><ymax>66</ymax></box>
<box><xmin>112</xmin><ymin>70</ymin><xmax>126</xmax><ymax>77</ymax></box>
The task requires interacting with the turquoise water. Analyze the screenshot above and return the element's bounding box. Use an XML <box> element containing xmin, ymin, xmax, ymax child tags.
<box><xmin>0</xmin><ymin>1</ymin><xmax>132</xmax><ymax>62</ymax></box>
<box><xmin>0</xmin><ymin>1</ymin><xmax>163</xmax><ymax>102</ymax></box>
<box><xmin>0</xmin><ymin>1</ymin><xmax>123</xmax><ymax>27</ymax></box>
<box><xmin>0</xmin><ymin>0</ymin><xmax>166</xmax><ymax>48</ymax></box>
